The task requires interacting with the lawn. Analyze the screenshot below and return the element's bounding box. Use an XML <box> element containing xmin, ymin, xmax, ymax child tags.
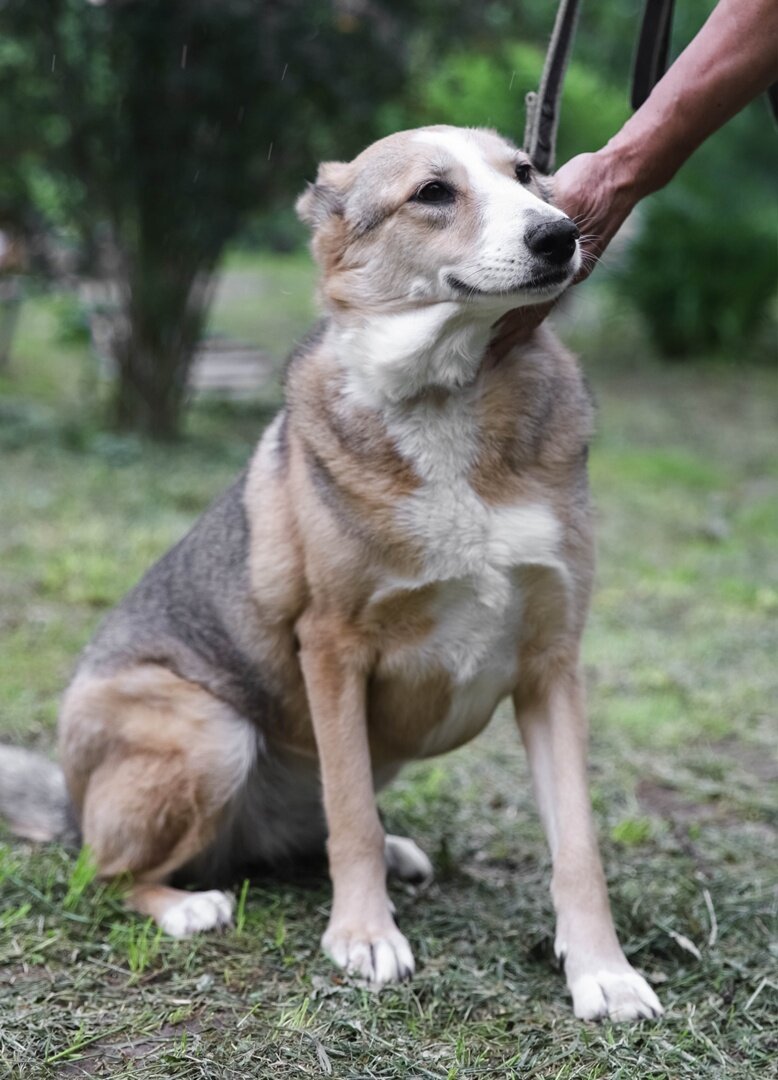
<box><xmin>0</xmin><ymin>257</ymin><xmax>776</xmax><ymax>1078</ymax></box>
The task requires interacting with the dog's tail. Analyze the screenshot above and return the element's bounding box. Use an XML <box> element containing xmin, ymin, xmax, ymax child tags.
<box><xmin>0</xmin><ymin>745</ymin><xmax>79</xmax><ymax>846</ymax></box>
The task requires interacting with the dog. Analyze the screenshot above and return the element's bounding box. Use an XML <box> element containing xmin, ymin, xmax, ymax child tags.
<box><xmin>0</xmin><ymin>125</ymin><xmax>661</xmax><ymax>1022</ymax></box>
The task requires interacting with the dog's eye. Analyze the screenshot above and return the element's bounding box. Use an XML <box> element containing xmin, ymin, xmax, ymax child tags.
<box><xmin>515</xmin><ymin>163</ymin><xmax>532</xmax><ymax>185</ymax></box>
<box><xmin>413</xmin><ymin>181</ymin><xmax>455</xmax><ymax>205</ymax></box>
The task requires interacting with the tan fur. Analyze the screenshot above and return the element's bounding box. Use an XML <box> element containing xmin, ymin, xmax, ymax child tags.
<box><xmin>289</xmin><ymin>351</ymin><xmax>422</xmax><ymax>555</ymax></box>
<box><xmin>51</xmin><ymin>125</ymin><xmax>662</xmax><ymax>1020</ymax></box>
<box><xmin>60</xmin><ymin>666</ymin><xmax>253</xmax><ymax>880</ymax></box>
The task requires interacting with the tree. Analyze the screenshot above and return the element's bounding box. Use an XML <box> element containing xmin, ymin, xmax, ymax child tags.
<box><xmin>0</xmin><ymin>0</ymin><xmax>458</xmax><ymax>438</ymax></box>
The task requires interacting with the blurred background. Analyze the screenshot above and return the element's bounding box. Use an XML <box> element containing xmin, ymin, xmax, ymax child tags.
<box><xmin>0</xmin><ymin>0</ymin><xmax>775</xmax><ymax>443</ymax></box>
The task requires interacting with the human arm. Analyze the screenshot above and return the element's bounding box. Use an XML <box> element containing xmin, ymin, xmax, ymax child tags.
<box><xmin>557</xmin><ymin>0</ymin><xmax>778</xmax><ymax>266</ymax></box>
<box><xmin>490</xmin><ymin>0</ymin><xmax>778</xmax><ymax>357</ymax></box>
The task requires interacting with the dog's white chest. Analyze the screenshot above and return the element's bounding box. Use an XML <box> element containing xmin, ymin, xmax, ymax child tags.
<box><xmin>396</xmin><ymin>486</ymin><xmax>559</xmax><ymax>678</ymax></box>
<box><xmin>372</xmin><ymin>395</ymin><xmax>567</xmax><ymax>754</ymax></box>
<box><xmin>388</xmin><ymin>390</ymin><xmax>564</xmax><ymax>628</ymax></box>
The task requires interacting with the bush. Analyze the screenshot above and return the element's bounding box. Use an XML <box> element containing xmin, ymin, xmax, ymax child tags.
<box><xmin>621</xmin><ymin>197</ymin><xmax>776</xmax><ymax>359</ymax></box>
<box><xmin>620</xmin><ymin>102</ymin><xmax>777</xmax><ymax>359</ymax></box>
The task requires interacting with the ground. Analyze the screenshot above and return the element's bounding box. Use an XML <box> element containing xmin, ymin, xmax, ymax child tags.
<box><xmin>0</xmin><ymin>255</ymin><xmax>776</xmax><ymax>1078</ymax></box>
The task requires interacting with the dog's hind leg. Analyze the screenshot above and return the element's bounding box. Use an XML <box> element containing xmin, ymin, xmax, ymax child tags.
<box><xmin>513</xmin><ymin>667</ymin><xmax>663</xmax><ymax>1023</ymax></box>
<box><xmin>59</xmin><ymin>664</ymin><xmax>255</xmax><ymax>937</ymax></box>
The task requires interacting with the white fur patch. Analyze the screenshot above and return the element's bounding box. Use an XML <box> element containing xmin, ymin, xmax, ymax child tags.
<box><xmin>159</xmin><ymin>890</ymin><xmax>234</xmax><ymax>938</ymax></box>
<box><xmin>384</xmin><ymin>834</ymin><xmax>434</xmax><ymax>883</ymax></box>
<box><xmin>568</xmin><ymin>968</ymin><xmax>664</xmax><ymax>1022</ymax></box>
<box><xmin>323</xmin><ymin>918</ymin><xmax>415</xmax><ymax>988</ymax></box>
<box><xmin>386</xmin><ymin>388</ymin><xmax>564</xmax><ymax>595</ymax></box>
<box><xmin>337</xmin><ymin>305</ymin><xmax>493</xmax><ymax>408</ymax></box>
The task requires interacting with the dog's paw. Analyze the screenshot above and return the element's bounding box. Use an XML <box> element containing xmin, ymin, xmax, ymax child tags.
<box><xmin>568</xmin><ymin>966</ymin><xmax>663</xmax><ymax>1022</ymax></box>
<box><xmin>159</xmin><ymin>890</ymin><xmax>234</xmax><ymax>939</ymax></box>
<box><xmin>384</xmin><ymin>834</ymin><xmax>433</xmax><ymax>885</ymax></box>
<box><xmin>322</xmin><ymin>919</ymin><xmax>415</xmax><ymax>987</ymax></box>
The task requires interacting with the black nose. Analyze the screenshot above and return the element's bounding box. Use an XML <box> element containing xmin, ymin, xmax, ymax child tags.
<box><xmin>525</xmin><ymin>218</ymin><xmax>579</xmax><ymax>265</ymax></box>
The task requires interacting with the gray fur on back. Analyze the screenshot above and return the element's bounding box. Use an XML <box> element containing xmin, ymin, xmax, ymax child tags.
<box><xmin>68</xmin><ymin>469</ymin><xmax>323</xmax><ymax>875</ymax></box>
<box><xmin>80</xmin><ymin>470</ymin><xmax>281</xmax><ymax>724</ymax></box>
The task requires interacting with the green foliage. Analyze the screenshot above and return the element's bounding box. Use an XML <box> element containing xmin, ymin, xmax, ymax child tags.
<box><xmin>0</xmin><ymin>0</ymin><xmax>465</xmax><ymax>438</ymax></box>
<box><xmin>395</xmin><ymin>42</ymin><xmax>629</xmax><ymax>163</ymax></box>
<box><xmin>50</xmin><ymin>294</ymin><xmax>91</xmax><ymax>347</ymax></box>
<box><xmin>109</xmin><ymin>918</ymin><xmax>164</xmax><ymax>977</ymax></box>
<box><xmin>610</xmin><ymin>817</ymin><xmax>654</xmax><ymax>847</ymax></box>
<box><xmin>620</xmin><ymin>103</ymin><xmax>777</xmax><ymax>359</ymax></box>
<box><xmin>239</xmin><ymin>208</ymin><xmax>309</xmax><ymax>255</ymax></box>
<box><xmin>623</xmin><ymin>198</ymin><xmax>775</xmax><ymax>359</ymax></box>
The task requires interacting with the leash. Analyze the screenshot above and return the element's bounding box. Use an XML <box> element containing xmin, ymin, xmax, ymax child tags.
<box><xmin>523</xmin><ymin>0</ymin><xmax>581</xmax><ymax>175</ymax></box>
<box><xmin>524</xmin><ymin>0</ymin><xmax>777</xmax><ymax>175</ymax></box>
<box><xmin>631</xmin><ymin>0</ymin><xmax>676</xmax><ymax>109</ymax></box>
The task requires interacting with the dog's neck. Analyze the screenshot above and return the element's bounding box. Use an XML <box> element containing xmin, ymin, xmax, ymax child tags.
<box><xmin>328</xmin><ymin>304</ymin><xmax>500</xmax><ymax>409</ymax></box>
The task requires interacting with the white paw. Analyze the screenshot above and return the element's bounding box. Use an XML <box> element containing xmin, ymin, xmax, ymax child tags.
<box><xmin>159</xmin><ymin>890</ymin><xmax>234</xmax><ymax>939</ymax></box>
<box><xmin>568</xmin><ymin>966</ymin><xmax>663</xmax><ymax>1022</ymax></box>
<box><xmin>384</xmin><ymin>834</ymin><xmax>434</xmax><ymax>884</ymax></box>
<box><xmin>322</xmin><ymin>920</ymin><xmax>415</xmax><ymax>987</ymax></box>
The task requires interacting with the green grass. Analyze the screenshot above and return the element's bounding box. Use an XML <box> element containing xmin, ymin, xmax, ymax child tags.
<box><xmin>208</xmin><ymin>249</ymin><xmax>317</xmax><ymax>354</ymax></box>
<box><xmin>1</xmin><ymin>260</ymin><xmax>776</xmax><ymax>1077</ymax></box>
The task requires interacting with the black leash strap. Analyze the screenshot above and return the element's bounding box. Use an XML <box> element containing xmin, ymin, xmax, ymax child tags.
<box><xmin>523</xmin><ymin>0</ymin><xmax>582</xmax><ymax>174</ymax></box>
<box><xmin>632</xmin><ymin>0</ymin><xmax>676</xmax><ymax>110</ymax></box>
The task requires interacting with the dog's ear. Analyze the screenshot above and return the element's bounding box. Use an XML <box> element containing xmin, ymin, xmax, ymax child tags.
<box><xmin>296</xmin><ymin>161</ymin><xmax>352</xmax><ymax>228</ymax></box>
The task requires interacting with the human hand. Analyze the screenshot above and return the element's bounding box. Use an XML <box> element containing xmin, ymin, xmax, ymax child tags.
<box><xmin>551</xmin><ymin>150</ymin><xmax>636</xmax><ymax>282</ymax></box>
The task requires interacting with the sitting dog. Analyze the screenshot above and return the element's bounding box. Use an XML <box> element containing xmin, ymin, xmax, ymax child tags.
<box><xmin>0</xmin><ymin>126</ymin><xmax>661</xmax><ymax>1022</ymax></box>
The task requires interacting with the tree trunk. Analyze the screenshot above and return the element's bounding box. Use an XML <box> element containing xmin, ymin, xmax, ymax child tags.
<box><xmin>109</xmin><ymin>265</ymin><xmax>214</xmax><ymax>441</ymax></box>
<box><xmin>112</xmin><ymin>346</ymin><xmax>190</xmax><ymax>441</ymax></box>
<box><xmin>0</xmin><ymin>278</ymin><xmax>22</xmax><ymax>371</ymax></box>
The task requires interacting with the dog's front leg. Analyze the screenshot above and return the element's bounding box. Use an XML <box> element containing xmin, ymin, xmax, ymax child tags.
<box><xmin>298</xmin><ymin>621</ymin><xmax>414</xmax><ymax>987</ymax></box>
<box><xmin>514</xmin><ymin>670</ymin><xmax>662</xmax><ymax>1022</ymax></box>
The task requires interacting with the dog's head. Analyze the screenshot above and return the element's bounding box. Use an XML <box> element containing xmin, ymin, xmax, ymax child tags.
<box><xmin>297</xmin><ymin>125</ymin><xmax>580</xmax><ymax>316</ymax></box>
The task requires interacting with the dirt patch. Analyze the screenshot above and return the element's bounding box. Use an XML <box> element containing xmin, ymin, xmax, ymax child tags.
<box><xmin>58</xmin><ymin>1016</ymin><xmax>206</xmax><ymax>1077</ymax></box>
<box><xmin>636</xmin><ymin>780</ymin><xmax>723</xmax><ymax>823</ymax></box>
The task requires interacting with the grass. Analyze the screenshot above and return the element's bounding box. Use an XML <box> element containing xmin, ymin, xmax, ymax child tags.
<box><xmin>208</xmin><ymin>249</ymin><xmax>317</xmax><ymax>354</ymax></box>
<box><xmin>0</xmin><ymin>258</ymin><xmax>776</xmax><ymax>1078</ymax></box>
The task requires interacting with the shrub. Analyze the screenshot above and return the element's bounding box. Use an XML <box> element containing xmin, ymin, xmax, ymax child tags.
<box><xmin>620</xmin><ymin>102</ymin><xmax>777</xmax><ymax>359</ymax></box>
